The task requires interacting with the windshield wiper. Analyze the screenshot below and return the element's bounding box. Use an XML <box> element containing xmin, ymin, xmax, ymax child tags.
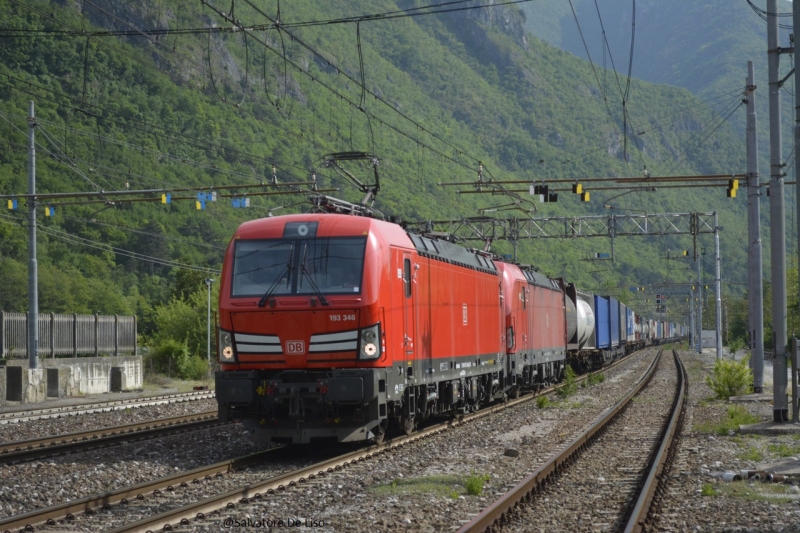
<box><xmin>298</xmin><ymin>244</ymin><xmax>329</xmax><ymax>306</ymax></box>
<box><xmin>299</xmin><ymin>262</ymin><xmax>330</xmax><ymax>306</ymax></box>
<box><xmin>257</xmin><ymin>260</ymin><xmax>292</xmax><ymax>308</ymax></box>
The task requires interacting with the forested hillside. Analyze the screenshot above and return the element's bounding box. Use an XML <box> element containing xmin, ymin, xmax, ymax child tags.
<box><xmin>521</xmin><ymin>0</ymin><xmax>796</xmax><ymax>246</ymax></box>
<box><xmin>0</xmin><ymin>0</ymin><xmax>749</xmax><ymax>353</ymax></box>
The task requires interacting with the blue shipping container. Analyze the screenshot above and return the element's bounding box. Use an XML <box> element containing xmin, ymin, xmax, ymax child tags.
<box><xmin>609</xmin><ymin>297</ymin><xmax>620</xmax><ymax>347</ymax></box>
<box><xmin>594</xmin><ymin>295</ymin><xmax>610</xmax><ymax>349</ymax></box>
<box><xmin>626</xmin><ymin>307</ymin><xmax>634</xmax><ymax>337</ymax></box>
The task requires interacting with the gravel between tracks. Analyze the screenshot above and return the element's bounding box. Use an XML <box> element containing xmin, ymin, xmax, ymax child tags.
<box><xmin>0</xmin><ymin>421</ymin><xmax>275</xmax><ymax>520</ymax></box>
<box><xmin>9</xmin><ymin>347</ymin><xmax>800</xmax><ymax>532</ymax></box>
<box><xmin>0</xmin><ymin>397</ymin><xmax>241</xmax><ymax>519</ymax></box>
<box><xmin>181</xmin><ymin>349</ymin><xmax>662</xmax><ymax>533</ymax></box>
<box><xmin>0</xmin><ymin>398</ymin><xmax>218</xmax><ymax>444</ymax></box>
<box><xmin>649</xmin><ymin>351</ymin><xmax>800</xmax><ymax>533</ymax></box>
<box><xmin>498</xmin><ymin>346</ymin><xmax>680</xmax><ymax>532</ymax></box>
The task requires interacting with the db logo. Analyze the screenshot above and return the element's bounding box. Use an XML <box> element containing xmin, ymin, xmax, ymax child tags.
<box><xmin>286</xmin><ymin>341</ymin><xmax>305</xmax><ymax>355</ymax></box>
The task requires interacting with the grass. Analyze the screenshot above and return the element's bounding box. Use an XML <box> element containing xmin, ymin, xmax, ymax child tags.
<box><xmin>372</xmin><ymin>475</ymin><xmax>464</xmax><ymax>497</ymax></box>
<box><xmin>768</xmin><ymin>442</ymin><xmax>800</xmax><ymax>457</ymax></box>
<box><xmin>695</xmin><ymin>405</ymin><xmax>759</xmax><ymax>435</ymax></box>
<box><xmin>737</xmin><ymin>445</ymin><xmax>764</xmax><ymax>462</ymax></box>
<box><xmin>371</xmin><ymin>473</ymin><xmax>490</xmax><ymax>498</ymax></box>
<box><xmin>715</xmin><ymin>481</ymin><xmax>798</xmax><ymax>502</ymax></box>
<box><xmin>700</xmin><ymin>483</ymin><xmax>717</xmax><ymax>496</ymax></box>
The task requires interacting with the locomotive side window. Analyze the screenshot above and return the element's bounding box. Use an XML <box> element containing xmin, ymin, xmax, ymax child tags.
<box><xmin>231</xmin><ymin>237</ymin><xmax>367</xmax><ymax>297</ymax></box>
<box><xmin>404</xmin><ymin>258</ymin><xmax>412</xmax><ymax>298</ymax></box>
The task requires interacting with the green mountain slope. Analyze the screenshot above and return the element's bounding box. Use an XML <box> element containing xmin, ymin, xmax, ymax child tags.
<box><xmin>0</xmin><ymin>0</ymin><xmax>749</xmax><ymax>338</ymax></box>
<box><xmin>520</xmin><ymin>0</ymin><xmax>797</xmax><ymax>255</ymax></box>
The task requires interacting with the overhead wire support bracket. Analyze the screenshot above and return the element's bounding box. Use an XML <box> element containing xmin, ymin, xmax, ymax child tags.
<box><xmin>778</xmin><ymin>68</ymin><xmax>796</xmax><ymax>88</ymax></box>
<box><xmin>0</xmin><ymin>181</ymin><xmax>320</xmax><ymax>201</ymax></box>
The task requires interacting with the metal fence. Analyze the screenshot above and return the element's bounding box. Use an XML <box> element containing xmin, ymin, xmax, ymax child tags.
<box><xmin>0</xmin><ymin>312</ymin><xmax>137</xmax><ymax>359</ymax></box>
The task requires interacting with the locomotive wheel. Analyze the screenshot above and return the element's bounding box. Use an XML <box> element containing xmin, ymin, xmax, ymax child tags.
<box><xmin>509</xmin><ymin>386</ymin><xmax>520</xmax><ymax>399</ymax></box>
<box><xmin>401</xmin><ymin>416</ymin><xmax>416</xmax><ymax>435</ymax></box>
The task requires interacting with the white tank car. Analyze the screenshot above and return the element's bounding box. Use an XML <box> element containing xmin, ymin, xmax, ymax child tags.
<box><xmin>575</xmin><ymin>298</ymin><xmax>595</xmax><ymax>349</ymax></box>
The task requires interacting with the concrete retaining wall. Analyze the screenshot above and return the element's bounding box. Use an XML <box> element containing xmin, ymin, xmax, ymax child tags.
<box><xmin>2</xmin><ymin>356</ymin><xmax>142</xmax><ymax>404</ymax></box>
<box><xmin>41</xmin><ymin>357</ymin><xmax>142</xmax><ymax>395</ymax></box>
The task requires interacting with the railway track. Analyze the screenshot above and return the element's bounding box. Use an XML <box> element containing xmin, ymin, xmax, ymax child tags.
<box><xmin>0</xmin><ymin>410</ymin><xmax>220</xmax><ymax>464</ymax></box>
<box><xmin>0</xmin><ymin>347</ymin><xmax>658</xmax><ymax>533</ymax></box>
<box><xmin>0</xmin><ymin>390</ymin><xmax>215</xmax><ymax>425</ymax></box>
<box><xmin>457</xmin><ymin>348</ymin><xmax>686</xmax><ymax>533</ymax></box>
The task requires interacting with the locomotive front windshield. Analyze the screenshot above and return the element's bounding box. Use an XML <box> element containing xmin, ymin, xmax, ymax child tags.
<box><xmin>231</xmin><ymin>237</ymin><xmax>367</xmax><ymax>297</ymax></box>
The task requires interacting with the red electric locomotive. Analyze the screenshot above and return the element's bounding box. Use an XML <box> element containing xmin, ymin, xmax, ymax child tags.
<box><xmin>496</xmin><ymin>263</ymin><xmax>568</xmax><ymax>394</ymax></box>
<box><xmin>215</xmin><ymin>213</ymin><xmax>509</xmax><ymax>444</ymax></box>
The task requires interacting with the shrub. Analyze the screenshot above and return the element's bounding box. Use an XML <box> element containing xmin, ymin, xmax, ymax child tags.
<box><xmin>727</xmin><ymin>337</ymin><xmax>745</xmax><ymax>357</ymax></box>
<box><xmin>465</xmin><ymin>473</ymin><xmax>490</xmax><ymax>496</ymax></box>
<box><xmin>536</xmin><ymin>395</ymin><xmax>550</xmax><ymax>409</ymax></box>
<box><xmin>587</xmin><ymin>372</ymin><xmax>606</xmax><ymax>386</ymax></box>
<box><xmin>146</xmin><ymin>339</ymin><xmax>208</xmax><ymax>380</ymax></box>
<box><xmin>706</xmin><ymin>356</ymin><xmax>754</xmax><ymax>399</ymax></box>
<box><xmin>556</xmin><ymin>365</ymin><xmax>577</xmax><ymax>398</ymax></box>
<box><xmin>182</xmin><ymin>355</ymin><xmax>210</xmax><ymax>381</ymax></box>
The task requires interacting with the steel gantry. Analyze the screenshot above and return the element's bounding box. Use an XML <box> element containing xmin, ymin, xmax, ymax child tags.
<box><xmin>412</xmin><ymin>211</ymin><xmax>723</xmax><ymax>359</ymax></box>
<box><xmin>415</xmin><ymin>212</ymin><xmax>716</xmax><ymax>242</ymax></box>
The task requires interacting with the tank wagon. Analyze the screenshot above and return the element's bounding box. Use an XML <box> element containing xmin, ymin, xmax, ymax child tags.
<box><xmin>215</xmin><ymin>213</ymin><xmax>684</xmax><ymax>444</ymax></box>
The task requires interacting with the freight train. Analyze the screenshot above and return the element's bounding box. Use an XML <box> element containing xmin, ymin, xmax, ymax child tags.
<box><xmin>215</xmin><ymin>212</ymin><xmax>683</xmax><ymax>444</ymax></box>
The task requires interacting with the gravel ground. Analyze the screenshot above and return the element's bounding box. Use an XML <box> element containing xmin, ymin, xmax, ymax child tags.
<box><xmin>649</xmin><ymin>350</ymin><xmax>800</xmax><ymax>533</ymax></box>
<box><xmin>0</xmin><ymin>398</ymin><xmax>217</xmax><ymax>444</ymax></box>
<box><xmin>180</xmin><ymin>348</ymin><xmax>663</xmax><ymax>533</ymax></box>
<box><xmin>9</xmin><ymin>346</ymin><xmax>799</xmax><ymax>532</ymax></box>
<box><xmin>498</xmin><ymin>345</ymin><xmax>681</xmax><ymax>532</ymax></box>
<box><xmin>0</xmin><ymin>421</ymin><xmax>275</xmax><ymax>519</ymax></box>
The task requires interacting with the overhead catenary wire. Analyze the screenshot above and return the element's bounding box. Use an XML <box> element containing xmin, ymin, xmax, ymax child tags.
<box><xmin>0</xmin><ymin>0</ymin><xmax>535</xmax><ymax>35</ymax></box>
<box><xmin>652</xmin><ymin>91</ymin><xmax>746</xmax><ymax>176</ymax></box>
<box><xmin>60</xmin><ymin>214</ymin><xmax>226</xmax><ymax>250</ymax></box>
<box><xmin>8</xmin><ymin>0</ymin><xmax>519</xmax><ymax>180</ymax></box>
<box><xmin>566</xmin><ymin>0</ymin><xmax>645</xmax><ymax>173</ymax></box>
<box><xmin>3</xmin><ymin>1</ymin><xmax>354</xmax><ymax>172</ymax></box>
<box><xmin>7</xmin><ymin>0</ymin><xmax>495</xmax><ymax>186</ymax></box>
<box><xmin>0</xmin><ymin>74</ymin><xmax>352</xmax><ymax>197</ymax></box>
<box><xmin>747</xmin><ymin>0</ymin><xmax>793</xmax><ymax>30</ymax></box>
<box><xmin>232</xmin><ymin>0</ymin><xmax>496</xmax><ymax>173</ymax></box>
<box><xmin>0</xmin><ymin>212</ymin><xmax>221</xmax><ymax>273</ymax></box>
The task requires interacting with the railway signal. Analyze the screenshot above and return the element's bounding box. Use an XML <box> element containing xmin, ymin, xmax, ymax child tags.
<box><xmin>726</xmin><ymin>178</ymin><xmax>739</xmax><ymax>198</ymax></box>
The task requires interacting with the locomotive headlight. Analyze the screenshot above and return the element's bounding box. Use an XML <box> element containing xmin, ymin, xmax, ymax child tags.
<box><xmin>358</xmin><ymin>323</ymin><xmax>381</xmax><ymax>360</ymax></box>
<box><xmin>219</xmin><ymin>329</ymin><xmax>235</xmax><ymax>362</ymax></box>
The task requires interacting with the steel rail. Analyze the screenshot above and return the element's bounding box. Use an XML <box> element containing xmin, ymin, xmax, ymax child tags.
<box><xmin>0</xmin><ymin>448</ymin><xmax>283</xmax><ymax>533</ymax></box>
<box><xmin>0</xmin><ymin>410</ymin><xmax>220</xmax><ymax>463</ymax></box>
<box><xmin>624</xmin><ymin>349</ymin><xmax>687</xmax><ymax>532</ymax></box>
<box><xmin>457</xmin><ymin>349</ymin><xmax>666</xmax><ymax>533</ymax></box>
<box><xmin>103</xmin><ymin>348</ymin><xmax>659</xmax><ymax>533</ymax></box>
<box><xmin>0</xmin><ymin>390</ymin><xmax>215</xmax><ymax>424</ymax></box>
<box><xmin>0</xmin><ymin>346</ymin><xmax>656</xmax><ymax>533</ymax></box>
